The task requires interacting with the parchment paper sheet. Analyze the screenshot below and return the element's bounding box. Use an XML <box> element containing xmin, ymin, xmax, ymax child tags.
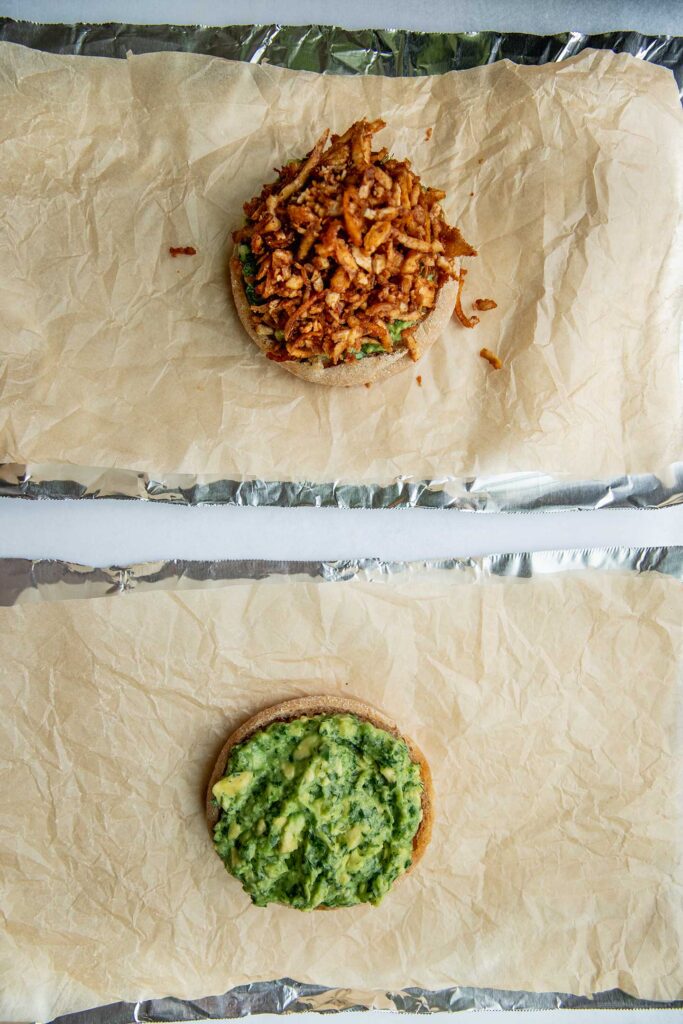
<box><xmin>0</xmin><ymin>43</ymin><xmax>681</xmax><ymax>483</ymax></box>
<box><xmin>0</xmin><ymin>570</ymin><xmax>681</xmax><ymax>1020</ymax></box>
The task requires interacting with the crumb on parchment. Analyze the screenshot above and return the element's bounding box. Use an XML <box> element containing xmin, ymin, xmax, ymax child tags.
<box><xmin>416</xmin><ymin>375</ymin><xmax>423</xmax><ymax>386</ymax></box>
<box><xmin>480</xmin><ymin>347</ymin><xmax>502</xmax><ymax>370</ymax></box>
<box><xmin>169</xmin><ymin>246</ymin><xmax>197</xmax><ymax>256</ymax></box>
<box><xmin>474</xmin><ymin>298</ymin><xmax>497</xmax><ymax>311</ymax></box>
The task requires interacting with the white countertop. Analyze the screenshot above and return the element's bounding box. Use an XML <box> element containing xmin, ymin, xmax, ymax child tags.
<box><xmin>4</xmin><ymin>0</ymin><xmax>683</xmax><ymax>34</ymax></box>
<box><xmin>0</xmin><ymin>2</ymin><xmax>681</xmax><ymax>1021</ymax></box>
<box><xmin>0</xmin><ymin>498</ymin><xmax>681</xmax><ymax>568</ymax></box>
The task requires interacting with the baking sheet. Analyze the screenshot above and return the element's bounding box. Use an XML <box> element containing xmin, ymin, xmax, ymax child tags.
<box><xmin>1</xmin><ymin>549</ymin><xmax>681</xmax><ymax>1021</ymax></box>
<box><xmin>0</xmin><ymin>36</ymin><xmax>681</xmax><ymax>505</ymax></box>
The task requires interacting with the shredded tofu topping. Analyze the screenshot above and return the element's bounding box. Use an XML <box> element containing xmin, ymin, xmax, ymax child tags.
<box><xmin>233</xmin><ymin>119</ymin><xmax>477</xmax><ymax>366</ymax></box>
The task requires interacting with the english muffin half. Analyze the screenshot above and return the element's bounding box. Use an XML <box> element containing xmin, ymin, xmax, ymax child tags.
<box><xmin>207</xmin><ymin>695</ymin><xmax>433</xmax><ymax>910</ymax></box>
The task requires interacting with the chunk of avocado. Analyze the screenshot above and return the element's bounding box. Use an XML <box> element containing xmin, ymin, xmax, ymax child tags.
<box><xmin>213</xmin><ymin>771</ymin><xmax>253</xmax><ymax>805</ymax></box>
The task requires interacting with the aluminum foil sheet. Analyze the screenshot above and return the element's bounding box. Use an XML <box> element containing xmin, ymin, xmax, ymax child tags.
<box><xmin>1</xmin><ymin>461</ymin><xmax>682</xmax><ymax>511</ymax></box>
<box><xmin>0</xmin><ymin>19</ymin><xmax>681</xmax><ymax>513</ymax></box>
<box><xmin>34</xmin><ymin>977</ymin><xmax>683</xmax><ymax>1024</ymax></box>
<box><xmin>0</xmin><ymin>545</ymin><xmax>680</xmax><ymax>1021</ymax></box>
<box><xmin>1</xmin><ymin>545</ymin><xmax>682</xmax><ymax>607</ymax></box>
<box><xmin>0</xmin><ymin>21</ymin><xmax>681</xmax><ymax>100</ymax></box>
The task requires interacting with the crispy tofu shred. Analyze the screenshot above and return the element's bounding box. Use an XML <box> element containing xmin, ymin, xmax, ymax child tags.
<box><xmin>233</xmin><ymin>119</ymin><xmax>476</xmax><ymax>367</ymax></box>
<box><xmin>453</xmin><ymin>267</ymin><xmax>480</xmax><ymax>329</ymax></box>
<box><xmin>480</xmin><ymin>347</ymin><xmax>502</xmax><ymax>370</ymax></box>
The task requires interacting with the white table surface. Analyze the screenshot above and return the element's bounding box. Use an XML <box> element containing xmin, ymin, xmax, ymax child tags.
<box><xmin>4</xmin><ymin>0</ymin><xmax>683</xmax><ymax>34</ymax></box>
<box><xmin>1</xmin><ymin>2</ymin><xmax>682</xmax><ymax>1022</ymax></box>
<box><xmin>1</xmin><ymin>499</ymin><xmax>682</xmax><ymax>568</ymax></box>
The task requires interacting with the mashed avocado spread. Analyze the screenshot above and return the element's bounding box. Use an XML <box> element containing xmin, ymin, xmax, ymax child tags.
<box><xmin>212</xmin><ymin>713</ymin><xmax>423</xmax><ymax>910</ymax></box>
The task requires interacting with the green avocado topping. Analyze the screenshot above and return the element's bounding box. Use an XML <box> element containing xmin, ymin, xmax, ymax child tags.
<box><xmin>355</xmin><ymin>341</ymin><xmax>385</xmax><ymax>359</ymax></box>
<box><xmin>353</xmin><ymin>322</ymin><xmax>414</xmax><ymax>359</ymax></box>
<box><xmin>387</xmin><ymin>319</ymin><xmax>414</xmax><ymax>344</ymax></box>
<box><xmin>212</xmin><ymin>713</ymin><xmax>423</xmax><ymax>910</ymax></box>
<box><xmin>238</xmin><ymin>242</ymin><xmax>265</xmax><ymax>306</ymax></box>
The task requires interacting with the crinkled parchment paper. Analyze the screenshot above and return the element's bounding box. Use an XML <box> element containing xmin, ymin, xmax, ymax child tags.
<box><xmin>0</xmin><ymin>570</ymin><xmax>681</xmax><ymax>1020</ymax></box>
<box><xmin>0</xmin><ymin>43</ymin><xmax>680</xmax><ymax>482</ymax></box>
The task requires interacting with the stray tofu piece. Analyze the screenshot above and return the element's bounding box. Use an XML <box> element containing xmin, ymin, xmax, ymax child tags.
<box><xmin>480</xmin><ymin>347</ymin><xmax>502</xmax><ymax>370</ymax></box>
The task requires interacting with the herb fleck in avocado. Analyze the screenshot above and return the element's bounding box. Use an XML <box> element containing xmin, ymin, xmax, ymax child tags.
<box><xmin>212</xmin><ymin>714</ymin><xmax>423</xmax><ymax>910</ymax></box>
<box><xmin>238</xmin><ymin>242</ymin><xmax>264</xmax><ymax>306</ymax></box>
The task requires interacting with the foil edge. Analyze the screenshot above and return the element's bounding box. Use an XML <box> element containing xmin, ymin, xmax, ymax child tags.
<box><xmin>0</xmin><ymin>22</ymin><xmax>681</xmax><ymax>100</ymax></box>
<box><xmin>37</xmin><ymin>978</ymin><xmax>683</xmax><ymax>1024</ymax></box>
<box><xmin>2</xmin><ymin>547</ymin><xmax>682</xmax><ymax>607</ymax></box>
<box><xmin>1</xmin><ymin>463</ymin><xmax>682</xmax><ymax>511</ymax></box>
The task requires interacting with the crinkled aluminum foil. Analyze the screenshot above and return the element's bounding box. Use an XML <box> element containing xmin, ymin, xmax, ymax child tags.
<box><xmin>1</xmin><ymin>461</ymin><xmax>682</xmax><ymax>511</ymax></box>
<box><xmin>0</xmin><ymin>20</ymin><xmax>681</xmax><ymax>100</ymax></box>
<box><xmin>0</xmin><ymin>546</ymin><xmax>681</xmax><ymax>1021</ymax></box>
<box><xmin>34</xmin><ymin>977</ymin><xmax>683</xmax><ymax>1024</ymax></box>
<box><xmin>0</xmin><ymin>19</ymin><xmax>681</xmax><ymax>513</ymax></box>
<box><xmin>2</xmin><ymin>545</ymin><xmax>682</xmax><ymax>607</ymax></box>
